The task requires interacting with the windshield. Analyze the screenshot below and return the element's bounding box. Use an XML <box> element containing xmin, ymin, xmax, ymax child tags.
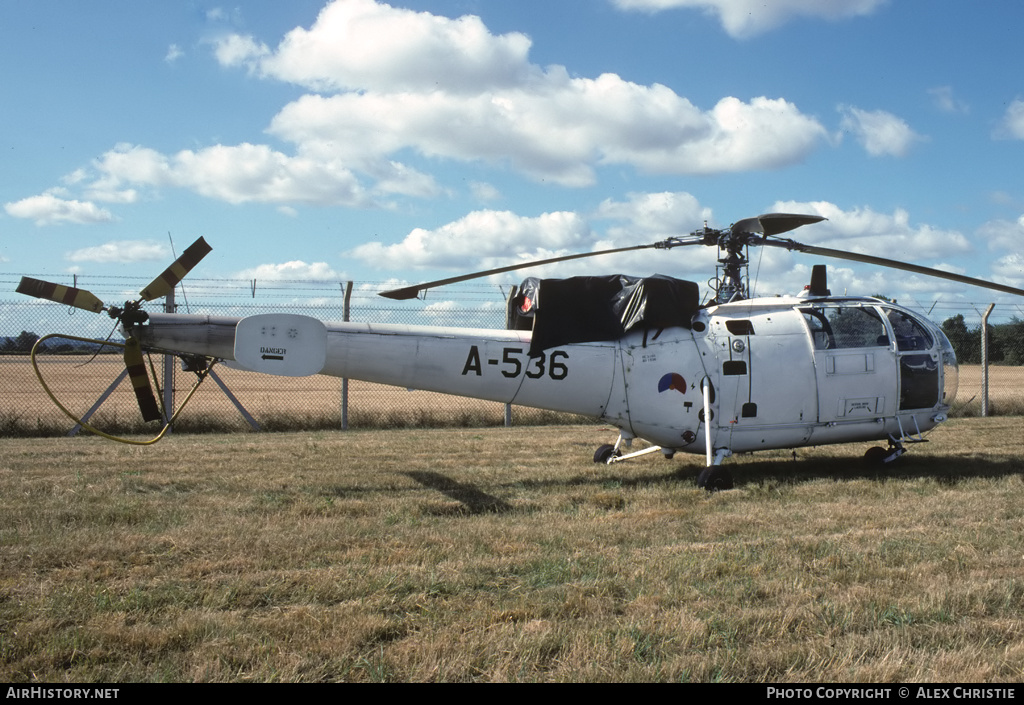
<box><xmin>884</xmin><ymin>308</ymin><xmax>934</xmax><ymax>351</ymax></box>
<box><xmin>936</xmin><ymin>326</ymin><xmax>958</xmax><ymax>406</ymax></box>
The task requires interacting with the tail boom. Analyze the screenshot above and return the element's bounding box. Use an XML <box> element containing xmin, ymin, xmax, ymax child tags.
<box><xmin>137</xmin><ymin>313</ymin><xmax>620</xmax><ymax>417</ymax></box>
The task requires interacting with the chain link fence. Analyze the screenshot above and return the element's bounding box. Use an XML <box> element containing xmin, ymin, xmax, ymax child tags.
<box><xmin>0</xmin><ymin>275</ymin><xmax>580</xmax><ymax>437</ymax></box>
<box><xmin>2</xmin><ymin>273</ymin><xmax>1023</xmax><ymax>436</ymax></box>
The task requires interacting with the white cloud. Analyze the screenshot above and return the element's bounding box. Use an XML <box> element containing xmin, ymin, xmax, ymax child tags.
<box><xmin>165</xmin><ymin>44</ymin><xmax>184</xmax><ymax>63</ymax></box>
<box><xmin>611</xmin><ymin>0</ymin><xmax>887</xmax><ymax>39</ymax></box>
<box><xmin>752</xmin><ymin>207</ymin><xmax>1024</xmax><ymax>302</ymax></box>
<box><xmin>65</xmin><ymin>240</ymin><xmax>169</xmax><ymax>264</ymax></box>
<box><xmin>213</xmin><ymin>34</ymin><xmax>269</xmax><ymax>69</ymax></box>
<box><xmin>595</xmin><ymin>191</ymin><xmax>711</xmax><ymax>242</ymax></box>
<box><xmin>770</xmin><ymin>200</ymin><xmax>972</xmax><ymax>261</ymax></box>
<box><xmin>16</xmin><ymin>0</ymin><xmax>833</xmax><ymax>216</ymax></box>
<box><xmin>235</xmin><ymin>260</ymin><xmax>344</xmax><ymax>281</ymax></box>
<box><xmin>740</xmin><ymin>203</ymin><xmax>980</xmax><ymax>300</ymax></box>
<box><xmin>267</xmin><ymin>79</ymin><xmax>826</xmax><ymax>187</ymax></box>
<box><xmin>349</xmin><ymin>193</ymin><xmax>723</xmax><ymax>284</ymax></box>
<box><xmin>470</xmin><ymin>182</ymin><xmax>501</xmax><ymax>202</ymax></box>
<box><xmin>4</xmin><ymin>193</ymin><xmax>115</xmax><ymax>226</ymax></box>
<box><xmin>223</xmin><ymin>0</ymin><xmax>827</xmax><ymax>188</ymax></box>
<box><xmin>989</xmin><ymin>191</ymin><xmax>1020</xmax><ymax>208</ymax></box>
<box><xmin>976</xmin><ymin>215</ymin><xmax>1024</xmax><ymax>252</ymax></box>
<box><xmin>215</xmin><ymin>0</ymin><xmax>534</xmax><ymax>93</ymax></box>
<box><xmin>928</xmin><ymin>86</ymin><xmax>969</xmax><ymax>114</ymax></box>
<box><xmin>838</xmin><ymin>105</ymin><xmax>925</xmax><ymax>157</ymax></box>
<box><xmin>343</xmin><ymin>195</ymin><xmax>994</xmax><ymax>301</ymax></box>
<box><xmin>993</xmin><ymin>99</ymin><xmax>1024</xmax><ymax>140</ymax></box>
<box><xmin>173</xmin><ymin>144</ymin><xmax>367</xmax><ymax>205</ymax></box>
<box><xmin>991</xmin><ymin>253</ymin><xmax>1024</xmax><ymax>290</ymax></box>
<box><xmin>90</xmin><ymin>142</ymin><xmax>372</xmax><ymax>207</ymax></box>
<box><xmin>350</xmin><ymin>209</ymin><xmax>592</xmax><ymax>271</ymax></box>
<box><xmin>86</xmin><ymin>187</ymin><xmax>139</xmax><ymax>204</ymax></box>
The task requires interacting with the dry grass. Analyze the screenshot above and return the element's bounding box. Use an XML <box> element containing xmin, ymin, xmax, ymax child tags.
<box><xmin>2</xmin><ymin>419</ymin><xmax>1024</xmax><ymax>682</ymax></box>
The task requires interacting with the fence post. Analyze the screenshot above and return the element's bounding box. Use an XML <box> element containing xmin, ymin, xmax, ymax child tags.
<box><xmin>163</xmin><ymin>287</ymin><xmax>176</xmax><ymax>430</ymax></box>
<box><xmin>981</xmin><ymin>303</ymin><xmax>994</xmax><ymax>416</ymax></box>
<box><xmin>341</xmin><ymin>281</ymin><xmax>353</xmax><ymax>430</ymax></box>
<box><xmin>503</xmin><ymin>285</ymin><xmax>520</xmax><ymax>428</ymax></box>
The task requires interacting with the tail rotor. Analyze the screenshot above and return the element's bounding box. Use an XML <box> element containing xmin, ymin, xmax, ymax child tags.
<box><xmin>15</xmin><ymin>237</ymin><xmax>212</xmax><ymax>423</ymax></box>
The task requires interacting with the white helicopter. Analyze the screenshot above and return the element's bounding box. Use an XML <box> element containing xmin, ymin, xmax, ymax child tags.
<box><xmin>16</xmin><ymin>213</ymin><xmax>1024</xmax><ymax>489</ymax></box>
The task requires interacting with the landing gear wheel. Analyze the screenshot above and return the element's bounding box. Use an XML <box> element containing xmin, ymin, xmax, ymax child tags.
<box><xmin>593</xmin><ymin>444</ymin><xmax>620</xmax><ymax>464</ymax></box>
<box><xmin>864</xmin><ymin>440</ymin><xmax>906</xmax><ymax>465</ymax></box>
<box><xmin>864</xmin><ymin>446</ymin><xmax>888</xmax><ymax>465</ymax></box>
<box><xmin>697</xmin><ymin>466</ymin><xmax>734</xmax><ymax>492</ymax></box>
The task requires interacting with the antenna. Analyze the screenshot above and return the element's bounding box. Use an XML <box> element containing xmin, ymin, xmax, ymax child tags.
<box><xmin>167</xmin><ymin>232</ymin><xmax>191</xmax><ymax>314</ymax></box>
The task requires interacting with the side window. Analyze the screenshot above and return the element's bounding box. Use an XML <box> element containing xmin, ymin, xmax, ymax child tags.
<box><xmin>885</xmin><ymin>309</ymin><xmax>934</xmax><ymax>351</ymax></box>
<box><xmin>830</xmin><ymin>306</ymin><xmax>888</xmax><ymax>348</ymax></box>
<box><xmin>801</xmin><ymin>308</ymin><xmax>832</xmax><ymax>350</ymax></box>
<box><xmin>801</xmin><ymin>306</ymin><xmax>888</xmax><ymax>349</ymax></box>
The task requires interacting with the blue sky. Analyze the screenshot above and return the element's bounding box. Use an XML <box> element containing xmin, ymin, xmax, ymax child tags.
<box><xmin>2</xmin><ymin>0</ymin><xmax>1023</xmax><ymax>317</ymax></box>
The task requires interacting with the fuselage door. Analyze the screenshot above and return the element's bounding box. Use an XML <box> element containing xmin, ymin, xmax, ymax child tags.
<box><xmin>717</xmin><ymin>310</ymin><xmax>818</xmax><ymax>428</ymax></box>
<box><xmin>801</xmin><ymin>303</ymin><xmax>897</xmax><ymax>423</ymax></box>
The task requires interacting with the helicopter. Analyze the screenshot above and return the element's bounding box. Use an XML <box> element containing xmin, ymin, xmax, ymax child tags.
<box><xmin>15</xmin><ymin>213</ymin><xmax>1024</xmax><ymax>490</ymax></box>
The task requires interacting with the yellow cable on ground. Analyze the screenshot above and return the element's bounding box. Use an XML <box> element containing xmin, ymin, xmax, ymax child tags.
<box><xmin>30</xmin><ymin>333</ymin><xmax>213</xmax><ymax>445</ymax></box>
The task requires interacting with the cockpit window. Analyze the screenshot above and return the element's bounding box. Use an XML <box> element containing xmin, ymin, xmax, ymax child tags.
<box><xmin>885</xmin><ymin>309</ymin><xmax>934</xmax><ymax>351</ymax></box>
<box><xmin>800</xmin><ymin>305</ymin><xmax>889</xmax><ymax>350</ymax></box>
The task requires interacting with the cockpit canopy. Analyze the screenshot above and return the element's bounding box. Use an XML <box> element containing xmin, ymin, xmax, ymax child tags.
<box><xmin>798</xmin><ymin>300</ymin><xmax>958</xmax><ymax>409</ymax></box>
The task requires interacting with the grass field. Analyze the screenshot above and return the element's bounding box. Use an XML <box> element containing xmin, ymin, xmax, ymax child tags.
<box><xmin>2</xmin><ymin>418</ymin><xmax>1023</xmax><ymax>682</ymax></box>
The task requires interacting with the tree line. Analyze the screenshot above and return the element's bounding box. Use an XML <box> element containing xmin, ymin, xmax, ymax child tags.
<box><xmin>1</xmin><ymin>331</ymin><xmax>113</xmax><ymax>355</ymax></box>
<box><xmin>941</xmin><ymin>315</ymin><xmax>1024</xmax><ymax>365</ymax></box>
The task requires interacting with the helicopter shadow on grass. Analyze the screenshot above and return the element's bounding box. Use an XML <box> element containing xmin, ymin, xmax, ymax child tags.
<box><xmin>404</xmin><ymin>470</ymin><xmax>516</xmax><ymax>515</ymax></box>
<box><xmin>649</xmin><ymin>451</ymin><xmax>1024</xmax><ymax>490</ymax></box>
<box><xmin>317</xmin><ymin>449</ymin><xmax>1023</xmax><ymax>516</ymax></box>
<box><xmin>515</xmin><ymin>445</ymin><xmax>1024</xmax><ymax>495</ymax></box>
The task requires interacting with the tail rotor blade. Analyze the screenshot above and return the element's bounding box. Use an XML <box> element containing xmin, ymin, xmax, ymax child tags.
<box><xmin>16</xmin><ymin>277</ymin><xmax>105</xmax><ymax>313</ymax></box>
<box><xmin>139</xmin><ymin>237</ymin><xmax>212</xmax><ymax>301</ymax></box>
<box><xmin>123</xmin><ymin>337</ymin><xmax>162</xmax><ymax>422</ymax></box>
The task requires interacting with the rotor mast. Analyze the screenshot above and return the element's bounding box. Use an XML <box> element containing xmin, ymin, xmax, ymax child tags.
<box><xmin>712</xmin><ymin>226</ymin><xmax>751</xmax><ymax>304</ymax></box>
<box><xmin>656</xmin><ymin>221</ymin><xmax>754</xmax><ymax>304</ymax></box>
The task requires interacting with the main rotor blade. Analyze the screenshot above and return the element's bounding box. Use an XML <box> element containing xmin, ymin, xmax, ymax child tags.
<box><xmin>378</xmin><ymin>242</ymin><xmax>670</xmax><ymax>300</ymax></box>
<box><xmin>139</xmin><ymin>237</ymin><xmax>212</xmax><ymax>301</ymax></box>
<box><xmin>16</xmin><ymin>277</ymin><xmax>105</xmax><ymax>313</ymax></box>
<box><xmin>123</xmin><ymin>337</ymin><xmax>162</xmax><ymax>423</ymax></box>
<box><xmin>765</xmin><ymin>240</ymin><xmax>1024</xmax><ymax>297</ymax></box>
<box><xmin>731</xmin><ymin>213</ymin><xmax>826</xmax><ymax>237</ymax></box>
